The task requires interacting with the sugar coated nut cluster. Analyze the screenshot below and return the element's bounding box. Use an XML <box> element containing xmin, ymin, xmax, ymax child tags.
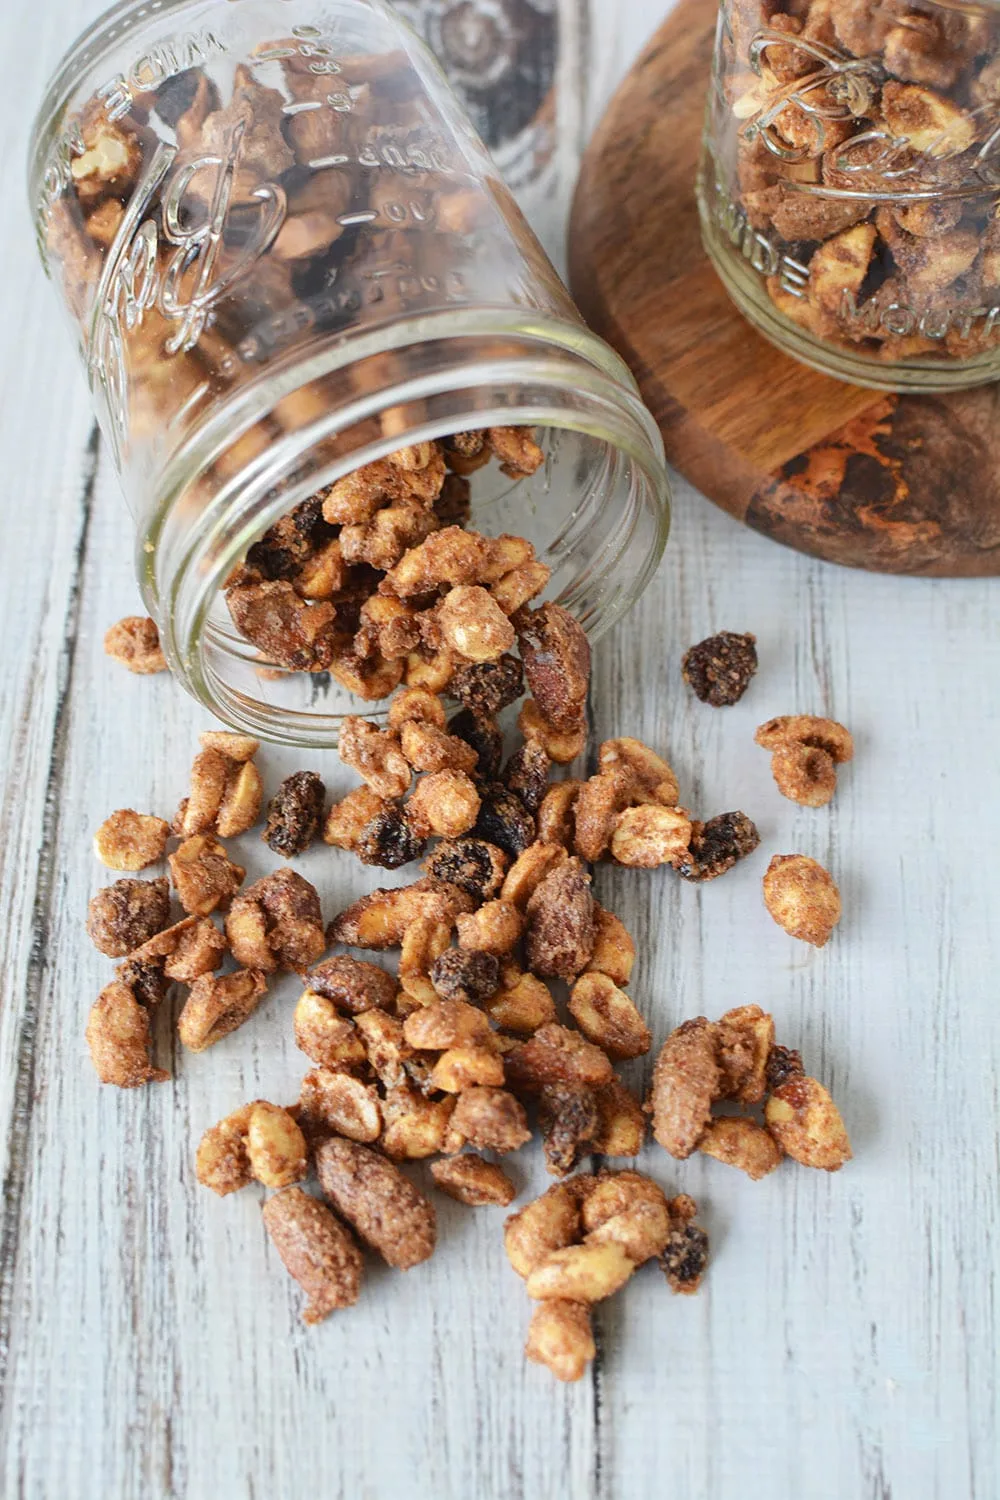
<box><xmin>720</xmin><ymin>1</ymin><xmax>1000</xmax><ymax>364</ymax></box>
<box><xmin>650</xmin><ymin>1006</ymin><xmax>851</xmax><ymax>1175</ymax></box>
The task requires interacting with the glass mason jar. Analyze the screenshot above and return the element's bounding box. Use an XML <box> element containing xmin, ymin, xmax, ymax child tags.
<box><xmin>29</xmin><ymin>0</ymin><xmax>669</xmax><ymax>746</ymax></box>
<box><xmin>698</xmin><ymin>0</ymin><xmax>1000</xmax><ymax>391</ymax></box>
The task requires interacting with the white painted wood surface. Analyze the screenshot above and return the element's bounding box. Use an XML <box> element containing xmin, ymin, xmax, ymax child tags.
<box><xmin>1</xmin><ymin>3</ymin><xmax>998</xmax><ymax>1498</ymax></box>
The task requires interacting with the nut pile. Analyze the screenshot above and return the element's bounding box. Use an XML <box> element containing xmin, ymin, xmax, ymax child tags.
<box><xmin>88</xmin><ymin>443</ymin><xmax>855</xmax><ymax>1378</ymax></box>
<box><xmin>721</xmin><ymin>0</ymin><xmax>1000</xmax><ymax>363</ymax></box>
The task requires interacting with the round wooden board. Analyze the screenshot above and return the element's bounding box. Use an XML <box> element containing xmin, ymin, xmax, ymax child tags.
<box><xmin>568</xmin><ymin>0</ymin><xmax>1000</xmax><ymax>575</ymax></box>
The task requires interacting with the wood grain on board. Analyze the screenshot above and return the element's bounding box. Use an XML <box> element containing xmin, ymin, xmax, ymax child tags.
<box><xmin>0</xmin><ymin>3</ymin><xmax>998</xmax><ymax>1499</ymax></box>
<box><xmin>568</xmin><ymin>0</ymin><xmax>1000</xmax><ymax>575</ymax></box>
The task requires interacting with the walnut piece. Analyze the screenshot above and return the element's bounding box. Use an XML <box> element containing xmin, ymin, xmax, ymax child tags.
<box><xmin>86</xmin><ymin>876</ymin><xmax>171</xmax><ymax>957</ymax></box>
<box><xmin>338</xmin><ymin>716</ymin><xmax>411</xmax><ymax>800</ymax></box>
<box><xmin>681</xmin><ymin>631</ymin><xmax>757</xmax><ymax>706</ymax></box>
<box><xmin>85</xmin><ymin>980</ymin><xmax>168</xmax><ymax>1088</ymax></box>
<box><xmin>762</xmin><ymin>854</ymin><xmax>841</xmax><ymax>946</ymax></box>
<box><xmin>169</xmin><ymin>835</ymin><xmax>245</xmax><ymax>915</ymax></box>
<box><xmin>315</xmin><ymin>1136</ymin><xmax>436</xmax><ymax>1269</ymax></box>
<box><xmin>104</xmin><ymin>616</ymin><xmax>167</xmax><ymax>674</ymax></box>
<box><xmin>262</xmin><ymin>1188</ymin><xmax>364</xmax><ymax>1324</ymax></box>
<box><xmin>597</xmin><ymin>737</ymin><xmax>679</xmax><ymax>805</ymax></box>
<box><xmin>93</xmin><ymin>810</ymin><xmax>170</xmax><ymax>871</ymax></box>
<box><xmin>430</xmin><ymin>1154</ymin><xmax>516</xmax><ymax>1206</ymax></box>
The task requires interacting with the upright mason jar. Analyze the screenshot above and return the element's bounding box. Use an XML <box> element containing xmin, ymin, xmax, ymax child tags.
<box><xmin>29</xmin><ymin>0</ymin><xmax>668</xmax><ymax>745</ymax></box>
<box><xmin>698</xmin><ymin>0</ymin><xmax>1000</xmax><ymax>391</ymax></box>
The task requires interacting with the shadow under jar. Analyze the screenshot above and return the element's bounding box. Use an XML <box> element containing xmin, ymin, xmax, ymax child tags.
<box><xmin>697</xmin><ymin>0</ymin><xmax>1000</xmax><ymax>391</ymax></box>
<box><xmin>29</xmin><ymin>0</ymin><xmax>669</xmax><ymax>746</ymax></box>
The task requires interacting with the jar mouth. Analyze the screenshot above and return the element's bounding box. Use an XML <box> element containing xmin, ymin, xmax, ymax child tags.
<box><xmin>147</xmin><ymin>316</ymin><xmax>670</xmax><ymax>745</ymax></box>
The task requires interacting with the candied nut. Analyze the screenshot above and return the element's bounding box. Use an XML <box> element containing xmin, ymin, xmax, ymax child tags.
<box><xmin>244</xmin><ymin>498</ymin><xmax>336</xmax><ymax>584</ymax></box>
<box><xmin>353</xmin><ymin>1008</ymin><xmax>412</xmax><ymax>1090</ymax></box>
<box><xmin>217</xmin><ymin>761</ymin><xmax>264</xmax><ymax>839</ymax></box>
<box><xmin>330</xmin><ymin>649</ymin><xmax>405</xmax><ymax>702</ymax></box>
<box><xmin>524</xmin><ymin>858</ymin><xmax>595</xmax><ymax>981</ymax></box>
<box><xmin>324</xmin><ymin>785</ymin><xmax>388</xmax><ymax>850</ymax></box>
<box><xmin>525</xmin><ymin>1299</ymin><xmax>595</xmax><ymax>1382</ymax></box>
<box><xmin>659</xmin><ymin>1202</ymin><xmax>709</xmax><ymax>1295</ymax></box>
<box><xmin>338</xmin><ymin>716</ymin><xmax>411</xmax><ymax>800</ymax></box>
<box><xmin>525</xmin><ymin>1241</ymin><xmax>634</xmax><ymax>1303</ymax></box>
<box><xmin>262</xmin><ymin>1188</ymin><xmax>364</xmax><ymax>1324</ymax></box>
<box><xmin>399</xmin><ymin>718</ymin><xmax>478</xmax><ymax>774</ymax></box>
<box><xmin>581</xmin><ymin>1171</ymin><xmax>671</xmax><ymax>1264</ymax></box>
<box><xmin>450</xmin><ymin>654</ymin><xmax>523</xmax><ymax>716</ymax></box>
<box><xmin>430</xmin><ymin>1044</ymin><xmax>505</xmax><ymax>1093</ymax></box>
<box><xmin>388</xmin><ymin>687</ymin><xmax>446</xmax><ymax>732</ymax></box>
<box><xmin>568</xmin><ymin>973</ymin><xmax>651</xmax><ymax>1061</ymax></box>
<box><xmin>434</xmin><ymin>471</ymin><xmax>472</xmax><ymax>525</ymax></box>
<box><xmin>442</xmin><ymin>429</ymin><xmax>489</xmax><ymax>472</ymax></box>
<box><xmin>431</xmin><ymin>1154</ymin><xmax>516</xmax><ymax>1207</ymax></box>
<box><xmin>502</xmin><ymin>742</ymin><xmax>551</xmax><ymax>816</ymax></box>
<box><xmin>430</xmin><ymin>948</ymin><xmax>502</xmax><ymax>1006</ymax></box>
<box><xmin>681</xmin><ymin>631</ymin><xmax>757</xmax><ymax>706</ymax></box>
<box><xmin>104</xmin><ymin>616</ymin><xmax>167</xmax><ymax>674</ymax></box>
<box><xmin>537</xmin><ymin>780</ymin><xmax>582</xmax><ymax>845</ymax></box>
<box><xmin>177</xmin><ymin>968</ymin><xmax>268</xmax><ymax>1052</ymax></box>
<box><xmin>161</xmin><ymin>916</ymin><xmax>226</xmax><ymax>982</ymax></box>
<box><xmin>515</xmin><ymin>603</ymin><xmax>590</xmax><ymax>732</ymax></box>
<box><xmin>380</xmin><ymin>1084</ymin><xmax>456</xmax><ymax>1160</ymax></box>
<box><xmin>585</xmin><ymin>906</ymin><xmax>635</xmax><ymax>987</ymax></box>
<box><xmin>315</xmin><ymin>1137</ymin><xmax>437</xmax><ymax>1270</ymax></box>
<box><xmin>93</xmin><ymin>810</ymin><xmax>170</xmax><ymax>871</ymax></box>
<box><xmin>484</xmin><ymin>963</ymin><xmax>556</xmax><ymax>1034</ymax></box>
<box><xmin>501</xmin><ymin>841</ymin><xmax>568</xmax><ymax>909</ymax></box>
<box><xmin>86</xmin><ymin>981</ymin><xmax>168</xmax><ymax>1088</ymax></box>
<box><xmin>340</xmin><ymin>497</ymin><xmax>439</xmax><ymax>572</ymax></box>
<box><xmin>754</xmin><ymin>714</ymin><xmax>854</xmax><ymax>762</ymax></box>
<box><xmin>437</xmin><ymin>585</ymin><xmax>516</xmax><ymax>661</ymax></box>
<box><xmin>598</xmin><ymin>737</ymin><xmax>680</xmax><ymax>805</ymax></box>
<box><xmin>226</xmin><ymin>869</ymin><xmax>325</xmax><ymax>974</ymax></box>
<box><xmin>446</xmin><ymin>1085</ymin><xmax>531</xmax><ymax>1155</ymax></box>
<box><xmin>491</xmin><ymin>561</ymin><xmax>551</xmax><ymax>616</ymax></box>
<box><xmin>246</xmin><ymin>1102</ymin><xmax>308</xmax><ymax>1188</ymax></box>
<box><xmin>715</xmin><ymin>1004</ymin><xmax>774</xmax><ymax>1104</ymax></box>
<box><xmin>610</xmin><ymin>805</ymin><xmax>693</xmax><ymax>869</ymax></box>
<box><xmin>591</xmin><ymin>1079</ymin><xmax>646</xmax><ymax>1157</ymax></box>
<box><xmin>298</xmin><ymin>1067</ymin><xmax>383</xmax><ymax>1143</ymax></box>
<box><xmin>328</xmin><ymin>878</ymin><xmax>472</xmax><ymax>949</ymax></box>
<box><xmin>169</xmin><ymin>835</ymin><xmax>245</xmax><ymax>916</ymax></box>
<box><xmin>488</xmin><ymin>426</ymin><xmax>544</xmax><ymax>478</ymax></box>
<box><xmin>398</xmin><ymin>916</ymin><xmax>453</xmax><ymax>1004</ymax></box>
<box><xmin>226</xmin><ymin>576</ymin><xmax>343</xmax><ymax>672</ymax></box>
<box><xmin>766</xmin><ymin>1075</ymin><xmax>852</xmax><ymax>1171</ymax></box>
<box><xmin>699</xmin><ymin>1117</ymin><xmax>783</xmax><ymax>1180</ymax></box>
<box><xmin>770</xmin><ymin>744</ymin><xmax>837</xmax><ymax>807</ymax></box>
<box><xmin>263</xmin><ymin>771</ymin><xmax>325</xmax><ymax>856</ymax></box>
<box><xmin>677</xmin><ymin>811</ymin><xmax>760</xmax><ymax>882</ymax></box>
<box><xmin>504</xmin><ymin>1181</ymin><xmax>582</xmax><ymax>1278</ymax></box>
<box><xmin>86</xmin><ymin>876</ymin><xmax>170</xmax><ymax>958</ymax></box>
<box><xmin>423</xmin><ymin>837</ymin><xmax>508</xmax><ymax>902</ymax></box>
<box><xmin>70</xmin><ymin>119</ymin><xmax>142</xmax><ymax>205</ymax></box>
<box><xmin>881</xmin><ymin>81</ymin><xmax>975</xmax><ymax>158</ymax></box>
<box><xmin>403</xmin><ymin>998</ymin><xmax>492</xmax><ymax>1050</ymax></box>
<box><xmin>294</xmin><ymin>991</ymin><xmax>367</xmax><ymax>1070</ymax></box>
<box><xmin>306</xmin><ymin>954</ymin><xmax>398</xmax><ymax>1014</ymax></box>
<box><xmin>201</xmin><ymin>728</ymin><xmax>262</xmax><ymax>759</ymax></box>
<box><xmin>539</xmin><ymin>1084</ymin><xmax>599</xmax><ymax>1176</ymax></box>
<box><xmin>196</xmin><ymin>1105</ymin><xmax>253</xmax><ymax>1196</ymax></box>
<box><xmin>518</xmin><ymin>700</ymin><xmax>587</xmax><ymax>765</ymax></box>
<box><xmin>408</xmin><ymin>770</ymin><xmax>482</xmax><ymax>838</ymax></box>
<box><xmin>762</xmin><ymin>854</ymin><xmax>841</xmax><ymax>946</ymax></box>
<box><xmin>808</xmin><ymin>223</ymin><xmax>877</xmax><ymax>317</ymax></box>
<box><xmin>403</xmin><ymin>646</ymin><xmax>456</xmax><ymax>694</ymax></box>
<box><xmin>319</xmin><ymin>457</ymin><xmax>410</xmax><ymax>524</ymax></box>
<box><xmin>355</xmin><ymin>804</ymin><xmax>426</xmax><ymax>869</ymax></box>
<box><xmin>650</xmin><ymin>1018</ymin><xmax>721</xmax><ymax>1159</ymax></box>
<box><xmin>573</xmin><ymin>768</ymin><xmax>639</xmax><ymax>862</ymax></box>
<box><xmin>448</xmin><ymin>708</ymin><xmax>503</xmax><ymax>779</ymax></box>
<box><xmin>455</xmin><ymin>899</ymin><xmax>523</xmax><ymax>956</ymax></box>
<box><xmin>505</xmin><ymin>1023</ymin><xmax>613</xmax><ymax>1094</ymax></box>
<box><xmin>383</xmin><ymin>526</ymin><xmax>489</xmax><ymax>597</ymax></box>
<box><xmin>175</xmin><ymin>744</ymin><xmax>262</xmax><ymax>838</ymax></box>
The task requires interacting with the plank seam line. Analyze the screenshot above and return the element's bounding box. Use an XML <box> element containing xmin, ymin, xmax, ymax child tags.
<box><xmin>0</xmin><ymin>422</ymin><xmax>100</xmax><ymax>1394</ymax></box>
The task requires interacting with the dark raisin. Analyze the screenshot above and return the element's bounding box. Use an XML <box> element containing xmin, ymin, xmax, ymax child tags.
<box><xmin>474</xmin><ymin>783</ymin><xmax>536</xmax><ymax>858</ymax></box>
<box><xmin>263</xmin><ymin>771</ymin><xmax>326</xmax><ymax>857</ymax></box>
<box><xmin>450</xmin><ymin>654</ymin><xmax>524</xmax><ymax>717</ymax></box>
<box><xmin>429</xmin><ymin>948</ymin><xmax>501</xmax><ymax>1005</ymax></box>
<box><xmin>502</xmin><ymin>741</ymin><xmax>550</xmax><ymax>814</ymax></box>
<box><xmin>86</xmin><ymin>876</ymin><xmax>171</xmax><ymax>958</ymax></box>
<box><xmin>115</xmin><ymin>956</ymin><xmax>170</xmax><ymax>1010</ymax></box>
<box><xmin>154</xmin><ymin>68</ymin><xmax>220</xmax><ymax>128</ymax></box>
<box><xmin>677</xmin><ymin>811</ymin><xmax>760</xmax><ymax>882</ymax></box>
<box><xmin>765</xmin><ymin>1045</ymin><xmax>804</xmax><ymax>1091</ymax></box>
<box><xmin>449</xmin><ymin>709</ymin><xmax>503</xmax><ymax>780</ymax></box>
<box><xmin>355</xmin><ymin>807</ymin><xmax>426</xmax><ymax>869</ymax></box>
<box><xmin>442</xmin><ymin>430</ymin><xmax>487</xmax><ymax>458</ymax></box>
<box><xmin>434</xmin><ymin>473</ymin><xmax>472</xmax><ymax>527</ymax></box>
<box><xmin>422</xmin><ymin>838</ymin><xmax>508</xmax><ymax>902</ymax></box>
<box><xmin>659</xmin><ymin>1224</ymin><xmax>709</xmax><ymax>1294</ymax></box>
<box><xmin>538</xmin><ymin>1084</ymin><xmax>599</xmax><ymax>1177</ymax></box>
<box><xmin>682</xmin><ymin>632</ymin><xmax>757</xmax><ymax>707</ymax></box>
<box><xmin>246</xmin><ymin>498</ymin><xmax>336</xmax><ymax>581</ymax></box>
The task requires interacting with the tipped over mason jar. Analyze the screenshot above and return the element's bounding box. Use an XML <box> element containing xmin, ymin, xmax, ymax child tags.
<box><xmin>698</xmin><ymin>0</ymin><xmax>1000</xmax><ymax>391</ymax></box>
<box><xmin>29</xmin><ymin>0</ymin><xmax>669</xmax><ymax>746</ymax></box>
